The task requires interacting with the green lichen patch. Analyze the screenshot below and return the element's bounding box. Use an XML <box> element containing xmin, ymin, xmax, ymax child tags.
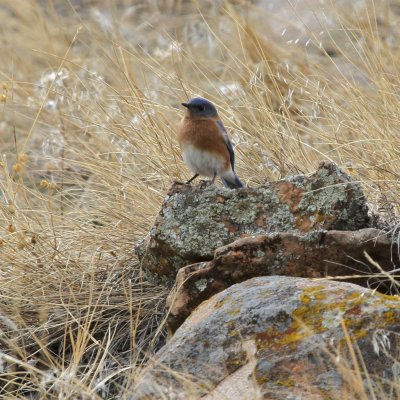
<box><xmin>136</xmin><ymin>162</ymin><xmax>370</xmax><ymax>286</ymax></box>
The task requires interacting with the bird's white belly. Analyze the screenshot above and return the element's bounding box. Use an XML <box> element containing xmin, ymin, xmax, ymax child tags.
<box><xmin>182</xmin><ymin>145</ymin><xmax>225</xmax><ymax>177</ymax></box>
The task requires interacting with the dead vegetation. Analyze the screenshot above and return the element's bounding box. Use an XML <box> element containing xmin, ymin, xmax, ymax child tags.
<box><xmin>0</xmin><ymin>0</ymin><xmax>400</xmax><ymax>398</ymax></box>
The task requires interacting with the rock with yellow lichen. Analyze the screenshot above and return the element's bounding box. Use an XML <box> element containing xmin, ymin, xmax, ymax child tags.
<box><xmin>129</xmin><ymin>277</ymin><xmax>400</xmax><ymax>400</ymax></box>
<box><xmin>166</xmin><ymin>227</ymin><xmax>398</xmax><ymax>332</ymax></box>
<box><xmin>136</xmin><ymin>161</ymin><xmax>370</xmax><ymax>286</ymax></box>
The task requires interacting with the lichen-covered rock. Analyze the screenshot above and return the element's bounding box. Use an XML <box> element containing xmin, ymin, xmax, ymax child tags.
<box><xmin>167</xmin><ymin>228</ymin><xmax>396</xmax><ymax>332</ymax></box>
<box><xmin>136</xmin><ymin>162</ymin><xmax>370</xmax><ymax>286</ymax></box>
<box><xmin>130</xmin><ymin>277</ymin><xmax>400</xmax><ymax>400</ymax></box>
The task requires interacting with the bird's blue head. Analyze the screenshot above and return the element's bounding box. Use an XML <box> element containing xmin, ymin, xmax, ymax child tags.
<box><xmin>181</xmin><ymin>97</ymin><xmax>218</xmax><ymax>118</ymax></box>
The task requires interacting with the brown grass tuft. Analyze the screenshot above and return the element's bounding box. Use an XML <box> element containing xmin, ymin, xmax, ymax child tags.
<box><xmin>1</xmin><ymin>0</ymin><xmax>400</xmax><ymax>398</ymax></box>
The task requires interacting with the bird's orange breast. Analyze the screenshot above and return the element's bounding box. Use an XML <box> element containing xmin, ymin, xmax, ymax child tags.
<box><xmin>178</xmin><ymin>115</ymin><xmax>230</xmax><ymax>164</ymax></box>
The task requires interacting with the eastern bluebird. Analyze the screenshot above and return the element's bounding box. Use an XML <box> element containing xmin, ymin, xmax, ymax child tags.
<box><xmin>178</xmin><ymin>97</ymin><xmax>244</xmax><ymax>189</ymax></box>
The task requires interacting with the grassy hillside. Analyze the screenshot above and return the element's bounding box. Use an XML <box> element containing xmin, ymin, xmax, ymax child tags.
<box><xmin>0</xmin><ymin>0</ymin><xmax>399</xmax><ymax>398</ymax></box>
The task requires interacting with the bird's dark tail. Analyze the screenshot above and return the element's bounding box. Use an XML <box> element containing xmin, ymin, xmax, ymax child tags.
<box><xmin>221</xmin><ymin>174</ymin><xmax>244</xmax><ymax>189</ymax></box>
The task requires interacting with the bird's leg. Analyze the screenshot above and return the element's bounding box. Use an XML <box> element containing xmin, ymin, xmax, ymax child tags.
<box><xmin>173</xmin><ymin>173</ymin><xmax>198</xmax><ymax>186</ymax></box>
<box><xmin>210</xmin><ymin>172</ymin><xmax>217</xmax><ymax>185</ymax></box>
<box><xmin>199</xmin><ymin>173</ymin><xmax>217</xmax><ymax>189</ymax></box>
<box><xmin>185</xmin><ymin>174</ymin><xmax>199</xmax><ymax>184</ymax></box>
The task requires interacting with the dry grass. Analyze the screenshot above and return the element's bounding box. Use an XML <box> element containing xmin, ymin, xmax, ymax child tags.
<box><xmin>0</xmin><ymin>0</ymin><xmax>400</xmax><ymax>398</ymax></box>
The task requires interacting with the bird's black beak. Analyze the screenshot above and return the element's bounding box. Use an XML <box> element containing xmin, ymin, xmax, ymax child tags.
<box><xmin>181</xmin><ymin>102</ymin><xmax>189</xmax><ymax>108</ymax></box>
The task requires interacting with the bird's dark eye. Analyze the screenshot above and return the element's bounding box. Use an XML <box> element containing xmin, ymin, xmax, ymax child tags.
<box><xmin>198</xmin><ymin>105</ymin><xmax>205</xmax><ymax>111</ymax></box>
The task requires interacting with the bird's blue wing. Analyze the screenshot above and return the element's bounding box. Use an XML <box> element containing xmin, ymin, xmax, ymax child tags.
<box><xmin>216</xmin><ymin>120</ymin><xmax>235</xmax><ymax>170</ymax></box>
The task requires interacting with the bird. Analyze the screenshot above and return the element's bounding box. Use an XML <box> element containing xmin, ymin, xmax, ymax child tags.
<box><xmin>177</xmin><ymin>97</ymin><xmax>243</xmax><ymax>189</ymax></box>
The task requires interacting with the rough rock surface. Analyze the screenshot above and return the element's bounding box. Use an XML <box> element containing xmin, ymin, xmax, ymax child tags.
<box><xmin>131</xmin><ymin>277</ymin><xmax>400</xmax><ymax>400</ymax></box>
<box><xmin>136</xmin><ymin>162</ymin><xmax>370</xmax><ymax>286</ymax></box>
<box><xmin>167</xmin><ymin>228</ymin><xmax>397</xmax><ymax>331</ymax></box>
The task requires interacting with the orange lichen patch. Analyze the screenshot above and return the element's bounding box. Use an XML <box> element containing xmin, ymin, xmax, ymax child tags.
<box><xmin>288</xmin><ymin>303</ymin><xmax>328</xmax><ymax>338</ymax></box>
<box><xmin>255</xmin><ymin>286</ymin><xmax>394</xmax><ymax>355</ymax></box>
<box><xmin>376</xmin><ymin>292</ymin><xmax>400</xmax><ymax>303</ymax></box>
<box><xmin>300</xmin><ymin>294</ymin><xmax>311</xmax><ymax>304</ymax></box>
<box><xmin>383</xmin><ymin>311</ymin><xmax>397</xmax><ymax>324</ymax></box>
<box><xmin>278</xmin><ymin>322</ymin><xmax>316</xmax><ymax>346</ymax></box>
<box><xmin>226</xmin><ymin>350</ymin><xmax>247</xmax><ymax>371</ymax></box>
<box><xmin>276</xmin><ymin>182</ymin><xmax>304</xmax><ymax>211</ymax></box>
<box><xmin>256</xmin><ymin>326</ymin><xmax>286</xmax><ymax>352</ymax></box>
<box><xmin>344</xmin><ymin>292</ymin><xmax>363</xmax><ymax>300</ymax></box>
<box><xmin>315</xmin><ymin>211</ymin><xmax>327</xmax><ymax>223</ymax></box>
<box><xmin>225</xmin><ymin>320</ymin><xmax>235</xmax><ymax>329</ymax></box>
<box><xmin>348</xmin><ymin>328</ymin><xmax>368</xmax><ymax>341</ymax></box>
<box><xmin>300</xmin><ymin>286</ymin><xmax>327</xmax><ymax>301</ymax></box>
<box><xmin>339</xmin><ymin>315</ymin><xmax>369</xmax><ymax>344</ymax></box>
<box><xmin>365</xmin><ymin>294</ymin><xmax>400</xmax><ymax>314</ymax></box>
<box><xmin>314</xmin><ymin>213</ymin><xmax>335</xmax><ymax>229</ymax></box>
<box><xmin>256</xmin><ymin>375</ymin><xmax>268</xmax><ymax>385</ymax></box>
<box><xmin>215</xmin><ymin>196</ymin><xmax>225</xmax><ymax>204</ymax></box>
<box><xmin>274</xmin><ymin>379</ymin><xmax>295</xmax><ymax>387</ymax></box>
<box><xmin>227</xmin><ymin>357</ymin><xmax>243</xmax><ymax>367</ymax></box>
<box><xmin>295</xmin><ymin>215</ymin><xmax>313</xmax><ymax>231</ymax></box>
<box><xmin>255</xmin><ymin>318</ymin><xmax>316</xmax><ymax>352</ymax></box>
<box><xmin>295</xmin><ymin>212</ymin><xmax>335</xmax><ymax>232</ymax></box>
<box><xmin>299</xmin><ymin>288</ymin><xmax>328</xmax><ymax>305</ymax></box>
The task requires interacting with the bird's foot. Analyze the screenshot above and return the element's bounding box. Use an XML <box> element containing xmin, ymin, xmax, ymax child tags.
<box><xmin>199</xmin><ymin>179</ymin><xmax>214</xmax><ymax>189</ymax></box>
